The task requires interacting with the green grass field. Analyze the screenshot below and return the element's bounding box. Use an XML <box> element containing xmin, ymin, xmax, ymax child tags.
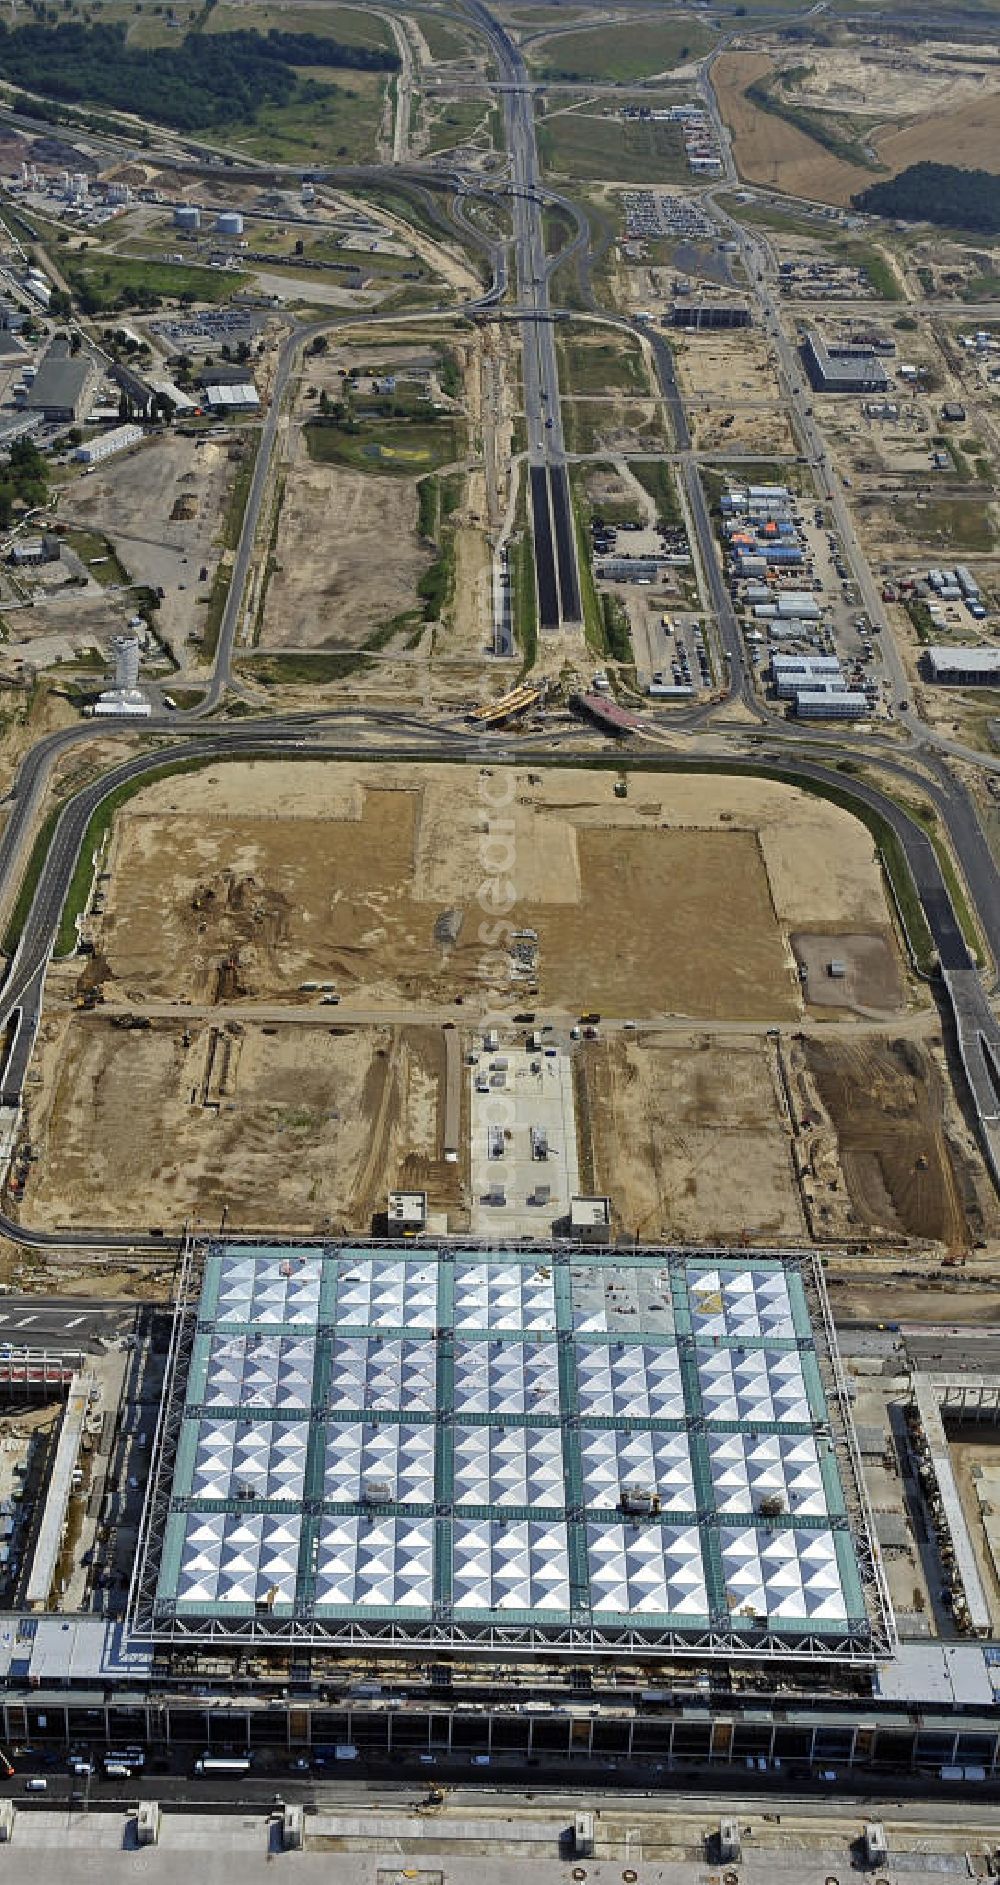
<box><xmin>537</xmin><ymin>108</ymin><xmax>687</xmax><ymax>183</ymax></box>
<box><xmin>720</xmin><ymin>195</ymin><xmax>837</xmax><ymax>239</ymax></box>
<box><xmin>895</xmin><ymin>497</ymin><xmax>995</xmax><ymax>553</ymax></box>
<box><xmin>558</xmin><ymin>332</ymin><xmax>651</xmax><ymax>396</ymax></box>
<box><xmin>419</xmin><ymin>11</ymin><xmax>479</xmax><ymax>60</ymax></box>
<box><xmin>562</xmin><ymin>400</ymin><xmax>664</xmax><ymax>455</ymax></box>
<box><xmin>66</xmin><ymin>254</ymin><xmax>245</xmax><ymax>310</ymax></box>
<box><xmin>423</xmin><ymin>96</ymin><xmax>495</xmax><ymax>153</ymax></box>
<box><xmin>66</xmin><ymin>528</ymin><xmax>130</xmax><ymax>586</ymax></box>
<box><xmin>507</xmin><ymin>3</ymin><xmax>590</xmax><ymax>21</ymax></box>
<box><xmin>530</xmin><ymin>18</ymin><xmax>713</xmax><ymax>81</ymax></box>
<box><xmin>203</xmin><ymin>3</ymin><xmax>394</xmax><ymax>50</ymax></box>
<box><xmin>237</xmin><ymin>651</ymin><xmax>372</xmax><ymax>685</ymax></box>
<box><xmin>305</xmin><ymin>415</ymin><xmax>461</xmax><ymax>474</ymax></box>
<box><xmin>627</xmin><ymin>459</ymin><xmax>682</xmax><ymax>527</ymax></box>
<box><xmin>87</xmin><ymin>0</ymin><xmax>187</xmax><ymax>47</ymax></box>
<box><xmin>209</xmin><ymin>67</ymin><xmax>386</xmax><ymax>164</ymax></box>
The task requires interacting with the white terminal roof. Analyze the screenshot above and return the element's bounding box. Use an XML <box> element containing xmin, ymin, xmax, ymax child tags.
<box><xmin>144</xmin><ymin>1243</ymin><xmax>890</xmax><ymax>1659</ymax></box>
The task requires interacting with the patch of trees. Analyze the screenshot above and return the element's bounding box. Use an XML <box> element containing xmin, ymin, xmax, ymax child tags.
<box><xmin>0</xmin><ymin>436</ymin><xmax>49</xmax><ymax>530</ymax></box>
<box><xmin>852</xmin><ymin>163</ymin><xmax>1000</xmax><ymax>235</ymax></box>
<box><xmin>0</xmin><ymin>20</ymin><xmax>397</xmax><ymax>130</ymax></box>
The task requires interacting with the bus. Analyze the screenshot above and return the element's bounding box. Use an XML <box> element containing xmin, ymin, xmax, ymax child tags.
<box><xmin>194</xmin><ymin>1755</ymin><xmax>252</xmax><ymax>1777</ymax></box>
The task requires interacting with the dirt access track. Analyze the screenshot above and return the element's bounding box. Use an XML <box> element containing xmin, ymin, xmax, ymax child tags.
<box><xmin>87</xmin><ymin>759</ymin><xmax>898</xmax><ymax>1021</ymax></box>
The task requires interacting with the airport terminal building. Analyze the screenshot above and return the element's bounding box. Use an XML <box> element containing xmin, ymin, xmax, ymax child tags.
<box><xmin>131</xmin><ymin>1239</ymin><xmax>891</xmax><ymax>1664</ymax></box>
<box><xmin>3</xmin><ymin>1240</ymin><xmax>1000</xmax><ymax>1784</ymax></box>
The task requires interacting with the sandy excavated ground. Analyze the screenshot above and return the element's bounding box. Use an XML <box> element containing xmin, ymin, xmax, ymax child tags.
<box><xmin>791</xmin><ymin>932</ymin><xmax>903</xmax><ymax>1013</ymax></box>
<box><xmin>674</xmin><ymin>332</ymin><xmax>795</xmax><ymax>454</ymax></box>
<box><xmin>689</xmin><ymin>403</ymin><xmax>796</xmax><ymax>456</ymax></box>
<box><xmin>583</xmin><ymin>1031</ymin><xmax>805</xmax><ymax>1244</ymax></box>
<box><xmin>26</xmin><ymin>1016</ymin><xmax>457</xmax><ymax>1233</ymax></box>
<box><xmin>792</xmin><ymin>43</ymin><xmax>1000</xmax><ymax>121</ymax></box>
<box><xmin>262</xmin><ymin>435</ymin><xmax>430</xmax><ymax>649</ymax></box>
<box><xmin>674</xmin><ymin>331</ymin><xmax>781</xmax><ymax>406</ymax></box>
<box><xmin>800</xmin><ymin>1035</ymin><xmax>975</xmax><ymax>1249</ymax></box>
<box><xmin>86</xmin><ymin>760</ymin><xmax>896</xmax><ymax>1022</ymax></box>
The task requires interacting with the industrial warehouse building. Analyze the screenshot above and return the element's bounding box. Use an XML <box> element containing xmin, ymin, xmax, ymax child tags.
<box><xmin>771</xmin><ymin>654</ymin><xmax>870</xmax><ymax>720</ymax></box>
<box><xmin>26</xmin><ymin>338</ymin><xmax>96</xmax><ymax>424</ymax></box>
<box><xmin>925</xmin><ymin>645</ymin><xmax>1000</xmax><ymax>685</ymax></box>
<box><xmin>131</xmin><ymin>1238</ymin><xmax>892</xmax><ymax>1664</ymax></box>
<box><xmin>795</xmin><ymin>686</ymin><xmax>869</xmax><ymax>719</ymax></box>
<box><xmin>200</xmin><ymin>380</ymin><xmax>259</xmax><ymax>412</ymax></box>
<box><xmin>802</xmin><ymin>331</ymin><xmax>890</xmax><ymax>395</ymax></box>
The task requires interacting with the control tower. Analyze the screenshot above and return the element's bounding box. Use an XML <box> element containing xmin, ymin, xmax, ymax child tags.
<box><xmin>110</xmin><ymin>633</ymin><xmax>141</xmax><ymax>692</ymax></box>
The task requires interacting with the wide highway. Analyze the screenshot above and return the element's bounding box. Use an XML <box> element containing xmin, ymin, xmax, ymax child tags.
<box><xmin>467</xmin><ymin>0</ymin><xmax>581</xmax><ymax>630</ymax></box>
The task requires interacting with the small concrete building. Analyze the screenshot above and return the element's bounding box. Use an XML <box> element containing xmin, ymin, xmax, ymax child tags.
<box><xmin>569</xmin><ymin>1196</ymin><xmax>612</xmax><ymax>1244</ymax></box>
<box><xmin>387</xmin><ymin>1191</ymin><xmax>428</xmax><ymax>1232</ymax></box>
<box><xmin>9</xmin><ymin>535</ymin><xmax>60</xmax><ymax>567</ymax></box>
<box><xmin>74</xmin><ymin>422</ymin><xmax>143</xmax><ymax>465</ymax></box>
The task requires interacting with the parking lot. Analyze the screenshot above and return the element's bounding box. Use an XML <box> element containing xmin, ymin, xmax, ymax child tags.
<box><xmin>622</xmin><ymin>190</ymin><xmax>716</xmax><ymax>242</ymax></box>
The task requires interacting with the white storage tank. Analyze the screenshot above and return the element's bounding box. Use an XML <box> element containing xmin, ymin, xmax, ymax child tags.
<box><xmin>173</xmin><ymin>204</ymin><xmax>201</xmax><ymax>231</ymax></box>
<box><xmin>216</xmin><ymin>211</ymin><xmax>244</xmax><ymax>237</ymax></box>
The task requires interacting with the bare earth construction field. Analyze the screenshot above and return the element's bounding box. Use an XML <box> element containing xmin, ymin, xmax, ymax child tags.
<box><xmin>90</xmin><ymin>760</ymin><xmax>896</xmax><ymax>1020</ymax></box>
<box><xmin>262</xmin><ymin>429</ymin><xmax>430</xmax><ymax>650</ymax></box>
<box><xmin>26</xmin><ymin>1018</ymin><xmax>458</xmax><ymax>1234</ymax></box>
<box><xmin>583</xmin><ymin>1031</ymin><xmax>805</xmax><ymax>1244</ymax></box>
<box><xmin>18</xmin><ymin>760</ymin><xmax>925</xmax><ymax>1242</ymax></box>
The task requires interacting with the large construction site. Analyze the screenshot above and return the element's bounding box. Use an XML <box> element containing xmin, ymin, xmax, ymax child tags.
<box><xmin>16</xmin><ymin>755</ymin><xmax>987</xmax><ymax>1252</ymax></box>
